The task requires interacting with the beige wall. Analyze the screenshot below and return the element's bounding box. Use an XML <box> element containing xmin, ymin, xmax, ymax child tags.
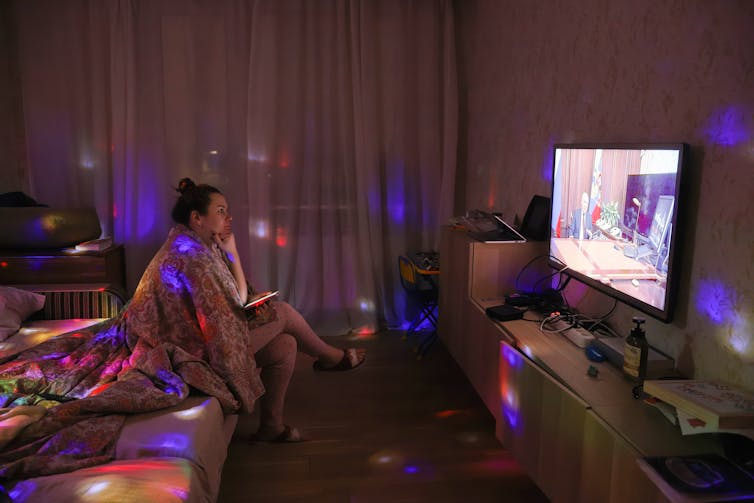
<box><xmin>454</xmin><ymin>0</ymin><xmax>754</xmax><ymax>389</ymax></box>
<box><xmin>0</xmin><ymin>0</ymin><xmax>27</xmax><ymax>194</ymax></box>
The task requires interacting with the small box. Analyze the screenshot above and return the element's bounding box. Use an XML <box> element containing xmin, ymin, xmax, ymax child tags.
<box><xmin>485</xmin><ymin>304</ymin><xmax>524</xmax><ymax>322</ymax></box>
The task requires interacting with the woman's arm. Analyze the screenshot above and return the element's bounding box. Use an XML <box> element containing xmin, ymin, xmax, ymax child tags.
<box><xmin>213</xmin><ymin>231</ymin><xmax>248</xmax><ymax>304</ymax></box>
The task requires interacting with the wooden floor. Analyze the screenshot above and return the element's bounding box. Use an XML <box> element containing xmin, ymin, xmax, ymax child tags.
<box><xmin>218</xmin><ymin>331</ymin><xmax>549</xmax><ymax>503</ymax></box>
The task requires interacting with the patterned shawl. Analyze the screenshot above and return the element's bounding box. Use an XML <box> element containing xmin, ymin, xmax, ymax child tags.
<box><xmin>0</xmin><ymin>225</ymin><xmax>263</xmax><ymax>481</ymax></box>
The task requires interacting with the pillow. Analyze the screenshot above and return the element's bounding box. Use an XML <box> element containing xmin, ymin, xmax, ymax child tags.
<box><xmin>0</xmin><ymin>286</ymin><xmax>45</xmax><ymax>341</ymax></box>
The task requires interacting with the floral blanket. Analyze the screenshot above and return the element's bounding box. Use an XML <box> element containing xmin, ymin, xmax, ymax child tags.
<box><xmin>0</xmin><ymin>225</ymin><xmax>263</xmax><ymax>481</ymax></box>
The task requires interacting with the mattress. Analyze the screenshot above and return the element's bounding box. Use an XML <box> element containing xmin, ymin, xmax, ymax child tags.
<box><xmin>5</xmin><ymin>398</ymin><xmax>237</xmax><ymax>502</ymax></box>
<box><xmin>116</xmin><ymin>396</ymin><xmax>238</xmax><ymax>501</ymax></box>
<box><xmin>6</xmin><ymin>457</ymin><xmax>204</xmax><ymax>503</ymax></box>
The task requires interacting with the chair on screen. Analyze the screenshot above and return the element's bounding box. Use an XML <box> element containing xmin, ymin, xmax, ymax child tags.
<box><xmin>398</xmin><ymin>255</ymin><xmax>439</xmax><ymax>359</ymax></box>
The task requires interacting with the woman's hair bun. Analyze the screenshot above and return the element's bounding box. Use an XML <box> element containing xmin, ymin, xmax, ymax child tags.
<box><xmin>177</xmin><ymin>177</ymin><xmax>196</xmax><ymax>194</ymax></box>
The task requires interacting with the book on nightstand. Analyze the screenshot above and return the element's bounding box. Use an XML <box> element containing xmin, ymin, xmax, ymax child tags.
<box><xmin>643</xmin><ymin>379</ymin><xmax>754</xmax><ymax>430</ymax></box>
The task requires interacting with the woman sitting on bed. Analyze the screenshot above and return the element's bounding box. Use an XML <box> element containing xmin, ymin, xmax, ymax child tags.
<box><xmin>166</xmin><ymin>178</ymin><xmax>365</xmax><ymax>442</ymax></box>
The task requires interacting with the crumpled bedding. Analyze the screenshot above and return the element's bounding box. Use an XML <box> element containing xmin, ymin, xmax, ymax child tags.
<box><xmin>0</xmin><ymin>225</ymin><xmax>263</xmax><ymax>482</ymax></box>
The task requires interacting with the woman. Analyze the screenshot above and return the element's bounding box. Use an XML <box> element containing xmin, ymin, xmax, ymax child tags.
<box><xmin>2</xmin><ymin>179</ymin><xmax>368</xmax><ymax>480</ymax></box>
<box><xmin>168</xmin><ymin>178</ymin><xmax>365</xmax><ymax>442</ymax></box>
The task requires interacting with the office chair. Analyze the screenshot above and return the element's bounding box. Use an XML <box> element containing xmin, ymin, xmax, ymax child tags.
<box><xmin>398</xmin><ymin>255</ymin><xmax>439</xmax><ymax>359</ymax></box>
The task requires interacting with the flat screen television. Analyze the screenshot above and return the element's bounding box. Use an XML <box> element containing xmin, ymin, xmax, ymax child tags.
<box><xmin>548</xmin><ymin>143</ymin><xmax>688</xmax><ymax>322</ymax></box>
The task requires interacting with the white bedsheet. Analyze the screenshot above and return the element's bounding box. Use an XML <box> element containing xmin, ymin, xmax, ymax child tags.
<box><xmin>0</xmin><ymin>318</ymin><xmax>106</xmax><ymax>362</ymax></box>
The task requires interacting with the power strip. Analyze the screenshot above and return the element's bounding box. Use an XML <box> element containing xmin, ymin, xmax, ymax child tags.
<box><xmin>544</xmin><ymin>318</ymin><xmax>595</xmax><ymax>348</ymax></box>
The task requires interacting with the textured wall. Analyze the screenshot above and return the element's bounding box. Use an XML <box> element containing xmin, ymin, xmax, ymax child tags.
<box><xmin>455</xmin><ymin>0</ymin><xmax>754</xmax><ymax>389</ymax></box>
<box><xmin>0</xmin><ymin>1</ymin><xmax>27</xmax><ymax>194</ymax></box>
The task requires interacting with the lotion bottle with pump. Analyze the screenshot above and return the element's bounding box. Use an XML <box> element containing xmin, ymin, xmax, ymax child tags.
<box><xmin>623</xmin><ymin>317</ymin><xmax>648</xmax><ymax>381</ymax></box>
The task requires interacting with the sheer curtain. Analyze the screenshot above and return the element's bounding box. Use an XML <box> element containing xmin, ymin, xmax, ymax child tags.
<box><xmin>11</xmin><ymin>0</ymin><xmax>457</xmax><ymax>335</ymax></box>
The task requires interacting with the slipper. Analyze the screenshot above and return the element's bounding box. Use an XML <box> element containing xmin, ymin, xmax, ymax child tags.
<box><xmin>250</xmin><ymin>424</ymin><xmax>304</xmax><ymax>444</ymax></box>
<box><xmin>313</xmin><ymin>348</ymin><xmax>365</xmax><ymax>372</ymax></box>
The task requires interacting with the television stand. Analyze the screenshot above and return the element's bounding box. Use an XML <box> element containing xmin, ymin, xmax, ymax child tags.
<box><xmin>438</xmin><ymin>226</ymin><xmax>729</xmax><ymax>503</ymax></box>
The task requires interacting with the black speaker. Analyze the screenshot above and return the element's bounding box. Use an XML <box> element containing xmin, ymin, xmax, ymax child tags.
<box><xmin>520</xmin><ymin>195</ymin><xmax>550</xmax><ymax>241</ymax></box>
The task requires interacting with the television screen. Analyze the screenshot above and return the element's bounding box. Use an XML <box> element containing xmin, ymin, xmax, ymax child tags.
<box><xmin>548</xmin><ymin>143</ymin><xmax>687</xmax><ymax>322</ymax></box>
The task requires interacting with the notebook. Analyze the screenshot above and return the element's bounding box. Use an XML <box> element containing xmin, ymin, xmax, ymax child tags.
<box><xmin>468</xmin><ymin>215</ymin><xmax>527</xmax><ymax>243</ymax></box>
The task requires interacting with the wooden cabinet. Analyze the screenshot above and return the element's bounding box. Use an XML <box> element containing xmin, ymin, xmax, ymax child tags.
<box><xmin>0</xmin><ymin>245</ymin><xmax>126</xmax><ymax>291</ymax></box>
<box><xmin>497</xmin><ymin>339</ymin><xmax>589</xmax><ymax>502</ymax></box>
<box><xmin>437</xmin><ymin>226</ymin><xmax>717</xmax><ymax>503</ymax></box>
<box><xmin>438</xmin><ymin>228</ymin><xmax>548</xmax><ymax>413</ymax></box>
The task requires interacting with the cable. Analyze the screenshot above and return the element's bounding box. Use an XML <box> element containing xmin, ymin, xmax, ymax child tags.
<box><xmin>529</xmin><ymin>261</ymin><xmax>569</xmax><ymax>295</ymax></box>
<box><xmin>513</xmin><ymin>254</ymin><xmax>551</xmax><ymax>293</ymax></box>
<box><xmin>576</xmin><ymin>298</ymin><xmax>620</xmax><ymax>337</ymax></box>
<box><xmin>539</xmin><ymin>311</ymin><xmax>578</xmax><ymax>335</ymax></box>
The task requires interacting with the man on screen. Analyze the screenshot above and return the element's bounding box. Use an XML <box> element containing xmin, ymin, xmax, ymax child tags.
<box><xmin>569</xmin><ymin>192</ymin><xmax>593</xmax><ymax>240</ymax></box>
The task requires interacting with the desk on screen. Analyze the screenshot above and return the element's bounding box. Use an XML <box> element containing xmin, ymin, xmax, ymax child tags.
<box><xmin>551</xmin><ymin>238</ymin><xmax>667</xmax><ymax>310</ymax></box>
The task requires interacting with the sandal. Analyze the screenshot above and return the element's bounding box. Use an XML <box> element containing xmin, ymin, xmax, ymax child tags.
<box><xmin>313</xmin><ymin>348</ymin><xmax>366</xmax><ymax>372</ymax></box>
<box><xmin>250</xmin><ymin>424</ymin><xmax>304</xmax><ymax>444</ymax></box>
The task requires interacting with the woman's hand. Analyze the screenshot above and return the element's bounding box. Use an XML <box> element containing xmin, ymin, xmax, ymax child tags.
<box><xmin>213</xmin><ymin>229</ymin><xmax>248</xmax><ymax>304</ymax></box>
<box><xmin>213</xmin><ymin>230</ymin><xmax>239</xmax><ymax>259</ymax></box>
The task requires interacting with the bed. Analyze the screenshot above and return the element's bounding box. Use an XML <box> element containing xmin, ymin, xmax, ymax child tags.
<box><xmin>0</xmin><ymin>284</ymin><xmax>239</xmax><ymax>503</ymax></box>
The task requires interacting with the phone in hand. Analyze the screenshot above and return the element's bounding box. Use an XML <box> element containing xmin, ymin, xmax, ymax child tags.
<box><xmin>243</xmin><ymin>291</ymin><xmax>279</xmax><ymax>310</ymax></box>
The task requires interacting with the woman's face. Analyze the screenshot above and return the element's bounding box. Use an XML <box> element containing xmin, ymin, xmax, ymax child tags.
<box><xmin>192</xmin><ymin>193</ymin><xmax>232</xmax><ymax>243</ymax></box>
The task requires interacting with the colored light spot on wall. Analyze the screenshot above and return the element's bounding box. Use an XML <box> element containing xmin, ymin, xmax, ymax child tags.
<box><xmin>696</xmin><ymin>279</ymin><xmax>752</xmax><ymax>357</ymax></box>
<box><xmin>704</xmin><ymin>105</ymin><xmax>751</xmax><ymax>146</ymax></box>
<box><xmin>403</xmin><ymin>465</ymin><xmax>419</xmax><ymax>474</ymax></box>
<box><xmin>696</xmin><ymin>279</ymin><xmax>736</xmax><ymax>325</ymax></box>
<box><xmin>542</xmin><ymin>142</ymin><xmax>555</xmax><ymax>183</ymax></box>
<box><xmin>486</xmin><ymin>168</ymin><xmax>496</xmax><ymax>209</ymax></box>
<box><xmin>727</xmin><ymin>311</ymin><xmax>752</xmax><ymax>356</ymax></box>
<box><xmin>1</xmin><ymin>261</ymin><xmax>6</xmax><ymax>267</ymax></box>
